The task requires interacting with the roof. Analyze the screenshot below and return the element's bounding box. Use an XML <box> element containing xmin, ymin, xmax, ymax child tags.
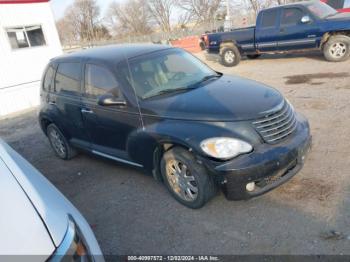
<box><xmin>52</xmin><ymin>44</ymin><xmax>172</xmax><ymax>65</ymax></box>
<box><xmin>262</xmin><ymin>0</ymin><xmax>316</xmax><ymax>11</ymax></box>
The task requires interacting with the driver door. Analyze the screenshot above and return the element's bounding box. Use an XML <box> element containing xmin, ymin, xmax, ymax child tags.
<box><xmin>81</xmin><ymin>63</ymin><xmax>142</xmax><ymax>160</ymax></box>
<box><xmin>277</xmin><ymin>7</ymin><xmax>319</xmax><ymax>51</ymax></box>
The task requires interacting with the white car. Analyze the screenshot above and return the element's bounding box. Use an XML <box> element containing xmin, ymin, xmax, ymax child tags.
<box><xmin>0</xmin><ymin>139</ymin><xmax>104</xmax><ymax>261</ymax></box>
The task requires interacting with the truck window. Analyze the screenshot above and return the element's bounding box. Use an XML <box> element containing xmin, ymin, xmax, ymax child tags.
<box><xmin>281</xmin><ymin>8</ymin><xmax>304</xmax><ymax>26</ymax></box>
<box><xmin>55</xmin><ymin>63</ymin><xmax>81</xmax><ymax>94</ymax></box>
<box><xmin>261</xmin><ymin>9</ymin><xmax>279</xmax><ymax>28</ymax></box>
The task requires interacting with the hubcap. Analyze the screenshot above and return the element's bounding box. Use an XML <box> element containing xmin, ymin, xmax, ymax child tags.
<box><xmin>165</xmin><ymin>159</ymin><xmax>198</xmax><ymax>202</ymax></box>
<box><xmin>224</xmin><ymin>50</ymin><xmax>235</xmax><ymax>63</ymax></box>
<box><xmin>49</xmin><ymin>129</ymin><xmax>66</xmax><ymax>158</ymax></box>
<box><xmin>330</xmin><ymin>42</ymin><xmax>347</xmax><ymax>58</ymax></box>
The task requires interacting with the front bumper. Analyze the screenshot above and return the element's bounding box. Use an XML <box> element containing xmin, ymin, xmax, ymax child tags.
<box><xmin>206</xmin><ymin>113</ymin><xmax>311</xmax><ymax>200</ymax></box>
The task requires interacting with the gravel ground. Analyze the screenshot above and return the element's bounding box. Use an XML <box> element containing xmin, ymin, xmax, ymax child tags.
<box><xmin>1</xmin><ymin>51</ymin><xmax>350</xmax><ymax>256</ymax></box>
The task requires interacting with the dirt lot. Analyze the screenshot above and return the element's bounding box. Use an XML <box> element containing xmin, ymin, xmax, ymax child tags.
<box><xmin>1</xmin><ymin>51</ymin><xmax>350</xmax><ymax>256</ymax></box>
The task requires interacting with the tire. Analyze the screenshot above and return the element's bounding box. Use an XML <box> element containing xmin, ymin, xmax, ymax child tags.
<box><xmin>220</xmin><ymin>46</ymin><xmax>241</xmax><ymax>67</ymax></box>
<box><xmin>247</xmin><ymin>54</ymin><xmax>261</xmax><ymax>59</ymax></box>
<box><xmin>160</xmin><ymin>147</ymin><xmax>217</xmax><ymax>209</ymax></box>
<box><xmin>323</xmin><ymin>35</ymin><xmax>350</xmax><ymax>62</ymax></box>
<box><xmin>47</xmin><ymin>123</ymin><xmax>77</xmax><ymax>160</ymax></box>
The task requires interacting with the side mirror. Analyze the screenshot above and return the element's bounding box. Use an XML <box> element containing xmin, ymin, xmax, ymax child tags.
<box><xmin>98</xmin><ymin>94</ymin><xmax>126</xmax><ymax>107</ymax></box>
<box><xmin>301</xmin><ymin>15</ymin><xmax>311</xmax><ymax>24</ymax></box>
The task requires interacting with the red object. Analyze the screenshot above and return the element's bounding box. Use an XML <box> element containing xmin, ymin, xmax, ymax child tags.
<box><xmin>321</xmin><ymin>0</ymin><xmax>350</xmax><ymax>12</ymax></box>
<box><xmin>0</xmin><ymin>0</ymin><xmax>49</xmax><ymax>4</ymax></box>
<box><xmin>171</xmin><ymin>36</ymin><xmax>202</xmax><ymax>53</ymax></box>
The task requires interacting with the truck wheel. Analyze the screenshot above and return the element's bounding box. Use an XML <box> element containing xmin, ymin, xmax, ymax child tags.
<box><xmin>220</xmin><ymin>46</ymin><xmax>241</xmax><ymax>67</ymax></box>
<box><xmin>247</xmin><ymin>54</ymin><xmax>261</xmax><ymax>59</ymax></box>
<box><xmin>160</xmin><ymin>147</ymin><xmax>217</xmax><ymax>209</ymax></box>
<box><xmin>47</xmin><ymin>124</ymin><xmax>77</xmax><ymax>160</ymax></box>
<box><xmin>323</xmin><ymin>35</ymin><xmax>350</xmax><ymax>62</ymax></box>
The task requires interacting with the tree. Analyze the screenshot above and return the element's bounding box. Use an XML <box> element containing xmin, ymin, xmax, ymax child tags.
<box><xmin>176</xmin><ymin>0</ymin><xmax>223</xmax><ymax>25</ymax></box>
<box><xmin>107</xmin><ymin>0</ymin><xmax>153</xmax><ymax>37</ymax></box>
<box><xmin>56</xmin><ymin>0</ymin><xmax>106</xmax><ymax>44</ymax></box>
<box><xmin>147</xmin><ymin>0</ymin><xmax>175</xmax><ymax>33</ymax></box>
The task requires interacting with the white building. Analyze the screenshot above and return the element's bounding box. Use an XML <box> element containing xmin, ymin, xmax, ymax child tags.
<box><xmin>0</xmin><ymin>0</ymin><xmax>62</xmax><ymax>117</ymax></box>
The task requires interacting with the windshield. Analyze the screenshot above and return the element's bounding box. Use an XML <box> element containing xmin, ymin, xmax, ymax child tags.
<box><xmin>307</xmin><ymin>2</ymin><xmax>338</xmax><ymax>19</ymax></box>
<box><xmin>124</xmin><ymin>48</ymin><xmax>218</xmax><ymax>99</ymax></box>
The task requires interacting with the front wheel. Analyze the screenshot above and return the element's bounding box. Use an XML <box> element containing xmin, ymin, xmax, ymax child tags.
<box><xmin>220</xmin><ymin>46</ymin><xmax>241</xmax><ymax>67</ymax></box>
<box><xmin>323</xmin><ymin>35</ymin><xmax>350</xmax><ymax>62</ymax></box>
<box><xmin>160</xmin><ymin>147</ymin><xmax>217</xmax><ymax>209</ymax></box>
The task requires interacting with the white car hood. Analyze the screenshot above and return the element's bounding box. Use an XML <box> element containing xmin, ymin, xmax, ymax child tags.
<box><xmin>0</xmin><ymin>159</ymin><xmax>55</xmax><ymax>256</ymax></box>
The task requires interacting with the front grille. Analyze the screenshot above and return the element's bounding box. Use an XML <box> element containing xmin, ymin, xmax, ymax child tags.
<box><xmin>253</xmin><ymin>100</ymin><xmax>297</xmax><ymax>144</ymax></box>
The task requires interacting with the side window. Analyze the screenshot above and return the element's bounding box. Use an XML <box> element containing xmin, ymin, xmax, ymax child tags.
<box><xmin>55</xmin><ymin>63</ymin><xmax>81</xmax><ymax>95</ymax></box>
<box><xmin>261</xmin><ymin>9</ymin><xmax>279</xmax><ymax>28</ymax></box>
<box><xmin>344</xmin><ymin>0</ymin><xmax>350</xmax><ymax>8</ymax></box>
<box><xmin>281</xmin><ymin>8</ymin><xmax>304</xmax><ymax>26</ymax></box>
<box><xmin>6</xmin><ymin>25</ymin><xmax>46</xmax><ymax>50</ymax></box>
<box><xmin>84</xmin><ymin>64</ymin><xmax>120</xmax><ymax>99</ymax></box>
<box><xmin>43</xmin><ymin>65</ymin><xmax>54</xmax><ymax>91</ymax></box>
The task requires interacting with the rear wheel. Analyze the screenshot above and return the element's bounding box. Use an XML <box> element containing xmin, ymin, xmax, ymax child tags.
<box><xmin>323</xmin><ymin>35</ymin><xmax>350</xmax><ymax>62</ymax></box>
<box><xmin>47</xmin><ymin>124</ymin><xmax>77</xmax><ymax>160</ymax></box>
<box><xmin>160</xmin><ymin>147</ymin><xmax>217</xmax><ymax>209</ymax></box>
<box><xmin>220</xmin><ymin>46</ymin><xmax>241</xmax><ymax>67</ymax></box>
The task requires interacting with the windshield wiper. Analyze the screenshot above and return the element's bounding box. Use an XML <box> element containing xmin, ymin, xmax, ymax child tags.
<box><xmin>144</xmin><ymin>87</ymin><xmax>196</xmax><ymax>99</ymax></box>
<box><xmin>190</xmin><ymin>73</ymin><xmax>222</xmax><ymax>87</ymax></box>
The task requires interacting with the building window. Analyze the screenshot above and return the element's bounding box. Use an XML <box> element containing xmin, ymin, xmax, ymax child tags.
<box><xmin>6</xmin><ymin>25</ymin><xmax>46</xmax><ymax>50</ymax></box>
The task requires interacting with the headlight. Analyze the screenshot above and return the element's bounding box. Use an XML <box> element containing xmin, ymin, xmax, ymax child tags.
<box><xmin>51</xmin><ymin>216</ymin><xmax>92</xmax><ymax>262</ymax></box>
<box><xmin>200</xmin><ymin>137</ymin><xmax>253</xmax><ymax>160</ymax></box>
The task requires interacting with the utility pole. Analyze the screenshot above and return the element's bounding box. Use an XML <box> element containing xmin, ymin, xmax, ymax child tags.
<box><xmin>224</xmin><ymin>0</ymin><xmax>232</xmax><ymax>31</ymax></box>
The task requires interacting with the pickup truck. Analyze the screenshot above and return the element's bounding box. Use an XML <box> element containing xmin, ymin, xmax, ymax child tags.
<box><xmin>204</xmin><ymin>1</ymin><xmax>350</xmax><ymax>66</ymax></box>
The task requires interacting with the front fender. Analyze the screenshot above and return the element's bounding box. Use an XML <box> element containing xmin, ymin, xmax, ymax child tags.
<box><xmin>126</xmin><ymin>118</ymin><xmax>260</xmax><ymax>171</ymax></box>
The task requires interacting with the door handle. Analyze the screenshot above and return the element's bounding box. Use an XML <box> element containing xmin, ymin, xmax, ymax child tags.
<box><xmin>280</xmin><ymin>28</ymin><xmax>285</xmax><ymax>33</ymax></box>
<box><xmin>81</xmin><ymin>108</ymin><xmax>94</xmax><ymax>114</ymax></box>
<box><xmin>49</xmin><ymin>101</ymin><xmax>56</xmax><ymax>105</ymax></box>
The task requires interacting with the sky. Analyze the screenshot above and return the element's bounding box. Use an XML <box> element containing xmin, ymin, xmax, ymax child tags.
<box><xmin>50</xmin><ymin>0</ymin><xmax>120</xmax><ymax>20</ymax></box>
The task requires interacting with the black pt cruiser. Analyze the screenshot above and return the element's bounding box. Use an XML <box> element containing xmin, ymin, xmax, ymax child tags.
<box><xmin>39</xmin><ymin>44</ymin><xmax>311</xmax><ymax>208</ymax></box>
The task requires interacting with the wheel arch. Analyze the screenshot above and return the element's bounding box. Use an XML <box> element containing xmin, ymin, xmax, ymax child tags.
<box><xmin>219</xmin><ymin>41</ymin><xmax>242</xmax><ymax>54</ymax></box>
<box><xmin>320</xmin><ymin>31</ymin><xmax>350</xmax><ymax>48</ymax></box>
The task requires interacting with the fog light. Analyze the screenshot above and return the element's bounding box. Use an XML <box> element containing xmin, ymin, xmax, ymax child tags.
<box><xmin>246</xmin><ymin>182</ymin><xmax>255</xmax><ymax>192</ymax></box>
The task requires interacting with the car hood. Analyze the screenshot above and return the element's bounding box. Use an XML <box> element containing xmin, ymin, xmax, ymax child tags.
<box><xmin>140</xmin><ymin>75</ymin><xmax>283</xmax><ymax>121</ymax></box>
<box><xmin>325</xmin><ymin>12</ymin><xmax>350</xmax><ymax>20</ymax></box>
<box><xmin>0</xmin><ymin>157</ymin><xmax>55</xmax><ymax>257</ymax></box>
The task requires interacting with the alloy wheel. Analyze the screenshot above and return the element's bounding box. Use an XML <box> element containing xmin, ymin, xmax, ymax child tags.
<box><xmin>49</xmin><ymin>129</ymin><xmax>67</xmax><ymax>158</ymax></box>
<box><xmin>165</xmin><ymin>159</ymin><xmax>198</xmax><ymax>202</ymax></box>
<box><xmin>224</xmin><ymin>50</ymin><xmax>235</xmax><ymax>63</ymax></box>
<box><xmin>329</xmin><ymin>42</ymin><xmax>347</xmax><ymax>59</ymax></box>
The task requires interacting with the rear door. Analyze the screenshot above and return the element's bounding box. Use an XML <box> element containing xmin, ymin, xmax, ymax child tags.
<box><xmin>277</xmin><ymin>7</ymin><xmax>319</xmax><ymax>51</ymax></box>
<box><xmin>80</xmin><ymin>63</ymin><xmax>142</xmax><ymax>162</ymax></box>
<box><xmin>50</xmin><ymin>61</ymin><xmax>89</xmax><ymax>146</ymax></box>
<box><xmin>256</xmin><ymin>8</ymin><xmax>280</xmax><ymax>52</ymax></box>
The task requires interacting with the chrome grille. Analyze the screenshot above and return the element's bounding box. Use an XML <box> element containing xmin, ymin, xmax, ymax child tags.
<box><xmin>253</xmin><ymin>100</ymin><xmax>297</xmax><ymax>144</ymax></box>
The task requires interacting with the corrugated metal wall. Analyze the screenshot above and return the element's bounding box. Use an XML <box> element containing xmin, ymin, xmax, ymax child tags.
<box><xmin>0</xmin><ymin>2</ymin><xmax>62</xmax><ymax>116</ymax></box>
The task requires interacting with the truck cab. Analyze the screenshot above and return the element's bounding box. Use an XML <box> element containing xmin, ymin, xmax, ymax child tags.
<box><xmin>205</xmin><ymin>1</ymin><xmax>350</xmax><ymax>66</ymax></box>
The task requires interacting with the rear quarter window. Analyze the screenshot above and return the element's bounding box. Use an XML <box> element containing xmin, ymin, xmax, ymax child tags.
<box><xmin>55</xmin><ymin>62</ymin><xmax>81</xmax><ymax>95</ymax></box>
<box><xmin>42</xmin><ymin>65</ymin><xmax>54</xmax><ymax>92</ymax></box>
